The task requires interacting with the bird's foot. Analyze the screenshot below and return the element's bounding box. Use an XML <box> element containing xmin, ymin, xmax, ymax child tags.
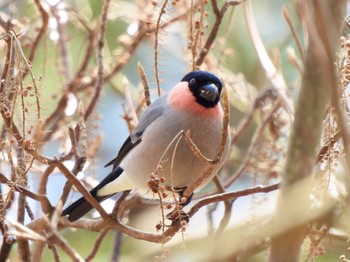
<box><xmin>166</xmin><ymin>207</ymin><xmax>190</xmax><ymax>226</ymax></box>
<box><xmin>173</xmin><ymin>187</ymin><xmax>193</xmax><ymax>207</ymax></box>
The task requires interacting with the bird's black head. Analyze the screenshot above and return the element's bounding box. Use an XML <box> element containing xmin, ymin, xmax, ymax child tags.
<box><xmin>181</xmin><ymin>70</ymin><xmax>223</xmax><ymax>108</ymax></box>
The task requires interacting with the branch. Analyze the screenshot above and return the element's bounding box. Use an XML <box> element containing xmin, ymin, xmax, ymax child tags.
<box><xmin>85</xmin><ymin>229</ymin><xmax>109</xmax><ymax>261</ymax></box>
<box><xmin>26</xmin><ymin>0</ymin><xmax>49</xmax><ymax>71</ymax></box>
<box><xmin>225</xmin><ymin>99</ymin><xmax>282</xmax><ymax>186</ymax></box>
<box><xmin>244</xmin><ymin>0</ymin><xmax>294</xmax><ymax>116</ymax></box>
<box><xmin>53</xmin><ymin>183</ymin><xmax>278</xmax><ymax>245</ymax></box>
<box><xmin>195</xmin><ymin>0</ymin><xmax>242</xmax><ymax>67</ymax></box>
<box><xmin>189</xmin><ymin>183</ymin><xmax>279</xmax><ymax>216</ymax></box>
<box><xmin>269</xmin><ymin>1</ymin><xmax>346</xmax><ymax>261</ymax></box>
<box><xmin>182</xmin><ymin>87</ymin><xmax>230</xmax><ymax>197</ymax></box>
<box><xmin>84</xmin><ymin>0</ymin><xmax>111</xmax><ymax>121</ymax></box>
<box><xmin>0</xmin><ymin>174</ymin><xmax>51</xmax><ymax>210</ymax></box>
<box><xmin>51</xmin><ymin>158</ymin><xmax>110</xmax><ymax>222</ymax></box>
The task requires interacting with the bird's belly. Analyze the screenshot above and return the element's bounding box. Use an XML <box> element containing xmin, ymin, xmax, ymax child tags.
<box><xmin>121</xmin><ymin>117</ymin><xmax>224</xmax><ymax>195</ymax></box>
<box><xmin>122</xmin><ymin>142</ymin><xmax>206</xmax><ymax>190</ymax></box>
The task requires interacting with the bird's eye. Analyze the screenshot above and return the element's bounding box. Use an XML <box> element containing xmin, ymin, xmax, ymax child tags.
<box><xmin>189</xmin><ymin>78</ymin><xmax>196</xmax><ymax>85</ymax></box>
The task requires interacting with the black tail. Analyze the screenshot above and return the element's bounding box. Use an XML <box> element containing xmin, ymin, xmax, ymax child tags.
<box><xmin>62</xmin><ymin>194</ymin><xmax>110</xmax><ymax>222</ymax></box>
<box><xmin>62</xmin><ymin>167</ymin><xmax>124</xmax><ymax>222</ymax></box>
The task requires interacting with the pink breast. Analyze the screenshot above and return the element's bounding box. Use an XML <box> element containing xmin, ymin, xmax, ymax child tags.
<box><xmin>168</xmin><ymin>82</ymin><xmax>223</xmax><ymax>119</ymax></box>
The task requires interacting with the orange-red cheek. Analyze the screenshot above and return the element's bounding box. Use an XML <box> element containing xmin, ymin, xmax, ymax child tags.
<box><xmin>168</xmin><ymin>82</ymin><xmax>223</xmax><ymax>119</ymax></box>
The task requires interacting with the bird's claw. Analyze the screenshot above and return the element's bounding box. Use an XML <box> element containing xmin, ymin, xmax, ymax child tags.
<box><xmin>173</xmin><ymin>187</ymin><xmax>193</xmax><ymax>207</ymax></box>
<box><xmin>166</xmin><ymin>208</ymin><xmax>190</xmax><ymax>226</ymax></box>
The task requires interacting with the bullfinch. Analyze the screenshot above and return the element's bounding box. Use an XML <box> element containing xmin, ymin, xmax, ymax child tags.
<box><xmin>62</xmin><ymin>70</ymin><xmax>231</xmax><ymax>222</ymax></box>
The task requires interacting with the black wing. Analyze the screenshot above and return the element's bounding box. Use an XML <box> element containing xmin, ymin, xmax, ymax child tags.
<box><xmin>104</xmin><ymin>133</ymin><xmax>142</xmax><ymax>169</ymax></box>
<box><xmin>63</xmin><ymin>95</ymin><xmax>167</xmax><ymax>222</ymax></box>
<box><xmin>104</xmin><ymin>95</ymin><xmax>166</xmax><ymax>169</ymax></box>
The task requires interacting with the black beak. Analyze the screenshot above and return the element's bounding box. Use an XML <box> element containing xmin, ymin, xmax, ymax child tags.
<box><xmin>199</xmin><ymin>83</ymin><xmax>219</xmax><ymax>102</ymax></box>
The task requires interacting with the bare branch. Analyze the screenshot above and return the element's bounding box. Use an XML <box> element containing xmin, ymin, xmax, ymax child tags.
<box><xmin>84</xmin><ymin>0</ymin><xmax>111</xmax><ymax>121</ymax></box>
<box><xmin>85</xmin><ymin>229</ymin><xmax>109</xmax><ymax>261</ymax></box>
<box><xmin>269</xmin><ymin>1</ymin><xmax>346</xmax><ymax>261</ymax></box>
<box><xmin>195</xmin><ymin>0</ymin><xmax>242</xmax><ymax>67</ymax></box>
<box><xmin>244</xmin><ymin>0</ymin><xmax>294</xmax><ymax>116</ymax></box>
<box><xmin>138</xmin><ymin>61</ymin><xmax>151</xmax><ymax>107</ymax></box>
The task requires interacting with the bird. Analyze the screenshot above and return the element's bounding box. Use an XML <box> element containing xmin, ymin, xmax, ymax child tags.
<box><xmin>62</xmin><ymin>70</ymin><xmax>231</xmax><ymax>222</ymax></box>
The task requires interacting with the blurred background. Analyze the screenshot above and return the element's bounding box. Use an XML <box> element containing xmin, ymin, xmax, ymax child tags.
<box><xmin>0</xmin><ymin>0</ymin><xmax>349</xmax><ymax>261</ymax></box>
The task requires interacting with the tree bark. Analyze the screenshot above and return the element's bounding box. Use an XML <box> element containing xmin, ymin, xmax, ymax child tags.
<box><xmin>268</xmin><ymin>1</ymin><xmax>346</xmax><ymax>261</ymax></box>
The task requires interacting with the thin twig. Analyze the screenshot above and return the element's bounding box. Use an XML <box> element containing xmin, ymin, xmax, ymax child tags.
<box><xmin>191</xmin><ymin>0</ymin><xmax>205</xmax><ymax>70</ymax></box>
<box><xmin>44</xmin><ymin>217</ymin><xmax>83</xmax><ymax>262</ymax></box>
<box><xmin>225</xmin><ymin>100</ymin><xmax>282</xmax><ymax>187</ymax></box>
<box><xmin>84</xmin><ymin>0</ymin><xmax>111</xmax><ymax>121</ymax></box>
<box><xmin>22</xmin><ymin>0</ymin><xmax>49</xmax><ymax>79</ymax></box>
<box><xmin>111</xmin><ymin>231</ymin><xmax>123</xmax><ymax>262</ymax></box>
<box><xmin>51</xmin><ymin>158</ymin><xmax>110</xmax><ymax>222</ymax></box>
<box><xmin>123</xmin><ymin>77</ymin><xmax>139</xmax><ymax>127</ymax></box>
<box><xmin>85</xmin><ymin>229</ymin><xmax>109</xmax><ymax>261</ymax></box>
<box><xmin>182</xmin><ymin>87</ymin><xmax>230</xmax><ymax>197</ymax></box>
<box><xmin>7</xmin><ymin>217</ymin><xmax>46</xmax><ymax>242</ymax></box>
<box><xmin>138</xmin><ymin>62</ymin><xmax>151</xmax><ymax>107</ymax></box>
<box><xmin>212</xmin><ymin>176</ymin><xmax>233</xmax><ymax>240</ymax></box>
<box><xmin>282</xmin><ymin>6</ymin><xmax>304</xmax><ymax>62</ymax></box>
<box><xmin>59</xmin><ymin>156</ymin><xmax>87</xmax><ymax>207</ymax></box>
<box><xmin>244</xmin><ymin>0</ymin><xmax>294</xmax><ymax>116</ymax></box>
<box><xmin>154</xmin><ymin>0</ymin><xmax>169</xmax><ymax>96</ymax></box>
<box><xmin>0</xmin><ymin>173</ymin><xmax>52</xmax><ymax>211</ymax></box>
<box><xmin>188</xmin><ymin>183</ymin><xmax>279</xmax><ymax>218</ymax></box>
<box><xmin>195</xmin><ymin>0</ymin><xmax>242</xmax><ymax>67</ymax></box>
